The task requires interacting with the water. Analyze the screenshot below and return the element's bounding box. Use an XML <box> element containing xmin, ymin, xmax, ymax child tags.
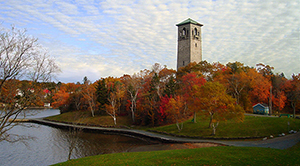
<box><xmin>0</xmin><ymin>109</ymin><xmax>152</xmax><ymax>166</ymax></box>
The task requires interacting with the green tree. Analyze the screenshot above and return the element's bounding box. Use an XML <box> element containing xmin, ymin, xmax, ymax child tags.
<box><xmin>96</xmin><ymin>79</ymin><xmax>108</xmax><ymax>114</ymax></box>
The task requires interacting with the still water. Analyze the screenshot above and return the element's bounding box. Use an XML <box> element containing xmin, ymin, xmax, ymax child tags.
<box><xmin>0</xmin><ymin>109</ymin><xmax>152</xmax><ymax>166</ymax></box>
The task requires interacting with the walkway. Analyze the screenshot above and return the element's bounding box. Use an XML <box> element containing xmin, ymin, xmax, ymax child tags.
<box><xmin>29</xmin><ymin>118</ymin><xmax>300</xmax><ymax>150</ymax></box>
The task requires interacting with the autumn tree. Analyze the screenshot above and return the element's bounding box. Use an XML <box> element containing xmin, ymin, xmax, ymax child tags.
<box><xmin>271</xmin><ymin>74</ymin><xmax>287</xmax><ymax>113</ymax></box>
<box><xmin>179</xmin><ymin>72</ymin><xmax>206</xmax><ymax>123</ymax></box>
<box><xmin>0</xmin><ymin>25</ymin><xmax>60</xmax><ymax>142</ymax></box>
<box><xmin>284</xmin><ymin>74</ymin><xmax>300</xmax><ymax>117</ymax></box>
<box><xmin>247</xmin><ymin>68</ymin><xmax>271</xmax><ymax>105</ymax></box>
<box><xmin>105</xmin><ymin>78</ymin><xmax>125</xmax><ymax>125</ymax></box>
<box><xmin>256</xmin><ymin>63</ymin><xmax>274</xmax><ymax>79</ymax></box>
<box><xmin>82</xmin><ymin>77</ymin><xmax>97</xmax><ymax>117</ymax></box>
<box><xmin>165</xmin><ymin>95</ymin><xmax>186</xmax><ymax>132</ymax></box>
<box><xmin>52</xmin><ymin>87</ymin><xmax>70</xmax><ymax>111</ymax></box>
<box><xmin>121</xmin><ymin>74</ymin><xmax>142</xmax><ymax>123</ymax></box>
<box><xmin>195</xmin><ymin>82</ymin><xmax>244</xmax><ymax>135</ymax></box>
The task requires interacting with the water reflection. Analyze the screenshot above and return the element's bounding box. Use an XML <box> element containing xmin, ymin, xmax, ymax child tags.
<box><xmin>0</xmin><ymin>109</ymin><xmax>152</xmax><ymax>166</ymax></box>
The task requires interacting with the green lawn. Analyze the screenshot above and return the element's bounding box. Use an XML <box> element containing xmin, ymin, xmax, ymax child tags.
<box><xmin>53</xmin><ymin>142</ymin><xmax>300</xmax><ymax>166</ymax></box>
<box><xmin>150</xmin><ymin>115</ymin><xmax>300</xmax><ymax>138</ymax></box>
<box><xmin>46</xmin><ymin>111</ymin><xmax>300</xmax><ymax>138</ymax></box>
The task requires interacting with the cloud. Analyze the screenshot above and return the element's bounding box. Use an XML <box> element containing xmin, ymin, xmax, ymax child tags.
<box><xmin>0</xmin><ymin>0</ymin><xmax>299</xmax><ymax>82</ymax></box>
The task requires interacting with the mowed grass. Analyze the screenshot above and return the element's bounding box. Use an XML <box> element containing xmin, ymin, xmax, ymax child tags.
<box><xmin>53</xmin><ymin>142</ymin><xmax>300</xmax><ymax>166</ymax></box>
<box><xmin>46</xmin><ymin>111</ymin><xmax>300</xmax><ymax>138</ymax></box>
<box><xmin>151</xmin><ymin>115</ymin><xmax>300</xmax><ymax>138</ymax></box>
<box><xmin>45</xmin><ymin>111</ymin><xmax>133</xmax><ymax>127</ymax></box>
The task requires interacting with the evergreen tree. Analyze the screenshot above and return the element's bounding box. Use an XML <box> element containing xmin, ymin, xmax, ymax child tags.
<box><xmin>164</xmin><ymin>75</ymin><xmax>177</xmax><ymax>97</ymax></box>
<box><xmin>96</xmin><ymin>79</ymin><xmax>108</xmax><ymax>113</ymax></box>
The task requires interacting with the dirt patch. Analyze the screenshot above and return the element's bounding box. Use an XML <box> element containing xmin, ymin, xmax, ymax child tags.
<box><xmin>128</xmin><ymin>142</ymin><xmax>221</xmax><ymax>152</ymax></box>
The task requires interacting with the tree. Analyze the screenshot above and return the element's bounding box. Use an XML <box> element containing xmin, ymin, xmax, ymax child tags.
<box><xmin>82</xmin><ymin>77</ymin><xmax>97</xmax><ymax>117</ymax></box>
<box><xmin>105</xmin><ymin>78</ymin><xmax>125</xmax><ymax>125</ymax></box>
<box><xmin>165</xmin><ymin>95</ymin><xmax>186</xmax><ymax>132</ymax></box>
<box><xmin>121</xmin><ymin>74</ymin><xmax>141</xmax><ymax>123</ymax></box>
<box><xmin>179</xmin><ymin>72</ymin><xmax>206</xmax><ymax>123</ymax></box>
<box><xmin>195</xmin><ymin>82</ymin><xmax>244</xmax><ymax>134</ymax></box>
<box><xmin>0</xmin><ymin>25</ymin><xmax>60</xmax><ymax>142</ymax></box>
<box><xmin>271</xmin><ymin>74</ymin><xmax>287</xmax><ymax>113</ymax></box>
<box><xmin>247</xmin><ymin>68</ymin><xmax>271</xmax><ymax>105</ymax></box>
<box><xmin>96</xmin><ymin>79</ymin><xmax>108</xmax><ymax>113</ymax></box>
<box><xmin>284</xmin><ymin>74</ymin><xmax>300</xmax><ymax>117</ymax></box>
<box><xmin>52</xmin><ymin>88</ymin><xmax>70</xmax><ymax>111</ymax></box>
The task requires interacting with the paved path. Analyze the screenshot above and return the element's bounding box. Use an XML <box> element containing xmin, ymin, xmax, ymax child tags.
<box><xmin>221</xmin><ymin>132</ymin><xmax>300</xmax><ymax>149</ymax></box>
<box><xmin>29</xmin><ymin>118</ymin><xmax>300</xmax><ymax>150</ymax></box>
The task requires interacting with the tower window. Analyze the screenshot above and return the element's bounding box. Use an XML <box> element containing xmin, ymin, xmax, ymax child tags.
<box><xmin>183</xmin><ymin>61</ymin><xmax>185</xmax><ymax>66</ymax></box>
<box><xmin>195</xmin><ymin>43</ymin><xmax>197</xmax><ymax>47</ymax></box>
<box><xmin>182</xmin><ymin>28</ymin><xmax>186</xmax><ymax>36</ymax></box>
<box><xmin>194</xmin><ymin>28</ymin><xmax>198</xmax><ymax>36</ymax></box>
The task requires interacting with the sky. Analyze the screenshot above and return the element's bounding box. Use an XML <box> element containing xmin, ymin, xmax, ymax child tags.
<box><xmin>0</xmin><ymin>0</ymin><xmax>299</xmax><ymax>83</ymax></box>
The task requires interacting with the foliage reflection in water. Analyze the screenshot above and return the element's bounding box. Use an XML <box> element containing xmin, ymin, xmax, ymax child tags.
<box><xmin>0</xmin><ymin>109</ymin><xmax>152</xmax><ymax>166</ymax></box>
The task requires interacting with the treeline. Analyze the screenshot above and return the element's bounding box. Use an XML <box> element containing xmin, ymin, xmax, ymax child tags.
<box><xmin>50</xmin><ymin>61</ymin><xmax>300</xmax><ymax>129</ymax></box>
<box><xmin>0</xmin><ymin>80</ymin><xmax>56</xmax><ymax>108</ymax></box>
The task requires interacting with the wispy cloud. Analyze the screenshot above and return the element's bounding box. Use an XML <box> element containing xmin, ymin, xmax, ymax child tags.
<box><xmin>0</xmin><ymin>0</ymin><xmax>299</xmax><ymax>82</ymax></box>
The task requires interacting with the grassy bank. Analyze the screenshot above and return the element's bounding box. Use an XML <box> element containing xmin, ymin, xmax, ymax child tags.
<box><xmin>151</xmin><ymin>115</ymin><xmax>300</xmax><ymax>138</ymax></box>
<box><xmin>46</xmin><ymin>111</ymin><xmax>300</xmax><ymax>138</ymax></box>
<box><xmin>45</xmin><ymin>111</ymin><xmax>133</xmax><ymax>127</ymax></box>
<box><xmin>53</xmin><ymin>142</ymin><xmax>300</xmax><ymax>166</ymax></box>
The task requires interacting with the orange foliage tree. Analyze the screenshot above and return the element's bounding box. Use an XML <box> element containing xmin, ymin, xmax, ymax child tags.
<box><xmin>247</xmin><ymin>68</ymin><xmax>271</xmax><ymax>105</ymax></box>
<box><xmin>179</xmin><ymin>72</ymin><xmax>206</xmax><ymax>123</ymax></box>
<box><xmin>165</xmin><ymin>95</ymin><xmax>186</xmax><ymax>132</ymax></box>
<box><xmin>195</xmin><ymin>82</ymin><xmax>244</xmax><ymax>135</ymax></box>
<box><xmin>52</xmin><ymin>88</ymin><xmax>70</xmax><ymax>111</ymax></box>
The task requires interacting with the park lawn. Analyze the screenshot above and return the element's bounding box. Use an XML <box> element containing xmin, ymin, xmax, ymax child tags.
<box><xmin>53</xmin><ymin>142</ymin><xmax>300</xmax><ymax>166</ymax></box>
<box><xmin>150</xmin><ymin>115</ymin><xmax>300</xmax><ymax>138</ymax></box>
<box><xmin>46</xmin><ymin>111</ymin><xmax>300</xmax><ymax>138</ymax></box>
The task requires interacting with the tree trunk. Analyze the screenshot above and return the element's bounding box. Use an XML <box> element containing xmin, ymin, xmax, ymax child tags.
<box><xmin>209</xmin><ymin>114</ymin><xmax>213</xmax><ymax>128</ymax></box>
<box><xmin>113</xmin><ymin>116</ymin><xmax>117</xmax><ymax>125</ymax></box>
<box><xmin>211</xmin><ymin>122</ymin><xmax>219</xmax><ymax>136</ymax></box>
<box><xmin>292</xmin><ymin>102</ymin><xmax>296</xmax><ymax>118</ymax></box>
<box><xmin>176</xmin><ymin>121</ymin><xmax>183</xmax><ymax>132</ymax></box>
<box><xmin>193</xmin><ymin>111</ymin><xmax>197</xmax><ymax>123</ymax></box>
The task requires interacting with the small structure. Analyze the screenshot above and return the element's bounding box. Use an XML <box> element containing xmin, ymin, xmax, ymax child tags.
<box><xmin>253</xmin><ymin>103</ymin><xmax>269</xmax><ymax>115</ymax></box>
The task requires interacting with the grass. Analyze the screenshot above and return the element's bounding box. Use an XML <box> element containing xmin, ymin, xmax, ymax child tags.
<box><xmin>45</xmin><ymin>111</ymin><xmax>133</xmax><ymax>127</ymax></box>
<box><xmin>46</xmin><ymin>111</ymin><xmax>300</xmax><ymax>138</ymax></box>
<box><xmin>151</xmin><ymin>115</ymin><xmax>300</xmax><ymax>138</ymax></box>
<box><xmin>53</xmin><ymin>142</ymin><xmax>300</xmax><ymax>166</ymax></box>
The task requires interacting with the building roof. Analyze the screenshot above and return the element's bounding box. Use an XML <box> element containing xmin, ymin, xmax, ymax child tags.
<box><xmin>253</xmin><ymin>103</ymin><xmax>269</xmax><ymax>108</ymax></box>
<box><xmin>176</xmin><ymin>18</ymin><xmax>203</xmax><ymax>26</ymax></box>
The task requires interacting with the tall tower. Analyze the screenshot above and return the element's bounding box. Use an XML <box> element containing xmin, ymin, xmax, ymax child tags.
<box><xmin>176</xmin><ymin>18</ymin><xmax>203</xmax><ymax>70</ymax></box>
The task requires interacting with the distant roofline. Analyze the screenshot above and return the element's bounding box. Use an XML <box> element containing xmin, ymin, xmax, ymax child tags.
<box><xmin>176</xmin><ymin>18</ymin><xmax>203</xmax><ymax>26</ymax></box>
<box><xmin>253</xmin><ymin>103</ymin><xmax>269</xmax><ymax>108</ymax></box>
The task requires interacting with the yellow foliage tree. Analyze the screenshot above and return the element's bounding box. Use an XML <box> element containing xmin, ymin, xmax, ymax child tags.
<box><xmin>165</xmin><ymin>96</ymin><xmax>187</xmax><ymax>132</ymax></box>
<box><xmin>195</xmin><ymin>82</ymin><xmax>244</xmax><ymax>135</ymax></box>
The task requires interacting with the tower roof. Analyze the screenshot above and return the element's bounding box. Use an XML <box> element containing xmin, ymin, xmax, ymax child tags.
<box><xmin>176</xmin><ymin>18</ymin><xmax>203</xmax><ymax>26</ymax></box>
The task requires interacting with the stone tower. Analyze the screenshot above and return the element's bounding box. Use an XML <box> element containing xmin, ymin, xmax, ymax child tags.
<box><xmin>176</xmin><ymin>18</ymin><xmax>203</xmax><ymax>70</ymax></box>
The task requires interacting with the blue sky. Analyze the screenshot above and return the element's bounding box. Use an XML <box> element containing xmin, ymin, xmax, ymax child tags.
<box><xmin>1</xmin><ymin>0</ymin><xmax>299</xmax><ymax>83</ymax></box>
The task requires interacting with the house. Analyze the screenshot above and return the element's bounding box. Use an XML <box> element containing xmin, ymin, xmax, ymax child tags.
<box><xmin>253</xmin><ymin>103</ymin><xmax>269</xmax><ymax>115</ymax></box>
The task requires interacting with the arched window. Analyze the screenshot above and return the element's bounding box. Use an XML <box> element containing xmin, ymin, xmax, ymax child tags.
<box><xmin>194</xmin><ymin>28</ymin><xmax>198</xmax><ymax>36</ymax></box>
<box><xmin>182</xmin><ymin>28</ymin><xmax>186</xmax><ymax>36</ymax></box>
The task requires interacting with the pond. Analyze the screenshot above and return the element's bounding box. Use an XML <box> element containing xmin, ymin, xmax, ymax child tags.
<box><xmin>0</xmin><ymin>109</ymin><xmax>153</xmax><ymax>166</ymax></box>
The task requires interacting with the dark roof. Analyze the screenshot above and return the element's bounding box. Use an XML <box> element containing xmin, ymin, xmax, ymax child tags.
<box><xmin>176</xmin><ymin>18</ymin><xmax>203</xmax><ymax>26</ymax></box>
